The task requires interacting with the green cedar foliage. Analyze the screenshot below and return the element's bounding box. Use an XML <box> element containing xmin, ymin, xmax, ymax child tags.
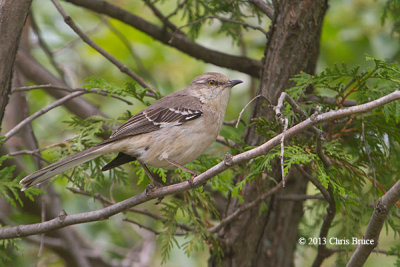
<box><xmin>2</xmin><ymin>57</ymin><xmax>400</xmax><ymax>264</ymax></box>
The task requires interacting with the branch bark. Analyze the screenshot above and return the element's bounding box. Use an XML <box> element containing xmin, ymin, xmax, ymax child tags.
<box><xmin>51</xmin><ymin>0</ymin><xmax>157</xmax><ymax>96</ymax></box>
<box><xmin>347</xmin><ymin>178</ymin><xmax>400</xmax><ymax>267</ymax></box>
<box><xmin>64</xmin><ymin>0</ymin><xmax>262</xmax><ymax>77</ymax></box>
<box><xmin>0</xmin><ymin>0</ymin><xmax>32</xmax><ymax>128</ymax></box>
<box><xmin>1</xmin><ymin>90</ymin><xmax>399</xmax><ymax>240</ymax></box>
<box><xmin>3</xmin><ymin>91</ymin><xmax>85</xmax><ymax>142</ymax></box>
<box><xmin>250</xmin><ymin>0</ymin><xmax>274</xmax><ymax>19</ymax></box>
<box><xmin>15</xmin><ymin>51</ymin><xmax>107</xmax><ymax>119</ymax></box>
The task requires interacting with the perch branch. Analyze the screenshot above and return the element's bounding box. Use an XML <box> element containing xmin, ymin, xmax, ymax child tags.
<box><xmin>0</xmin><ymin>90</ymin><xmax>399</xmax><ymax>240</ymax></box>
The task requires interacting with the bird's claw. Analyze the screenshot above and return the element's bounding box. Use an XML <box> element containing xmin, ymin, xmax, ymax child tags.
<box><xmin>145</xmin><ymin>183</ymin><xmax>164</xmax><ymax>204</ymax></box>
<box><xmin>187</xmin><ymin>174</ymin><xmax>197</xmax><ymax>188</ymax></box>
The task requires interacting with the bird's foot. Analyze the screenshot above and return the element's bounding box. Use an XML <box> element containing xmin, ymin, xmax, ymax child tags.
<box><xmin>145</xmin><ymin>183</ymin><xmax>164</xmax><ymax>204</ymax></box>
<box><xmin>187</xmin><ymin>173</ymin><xmax>197</xmax><ymax>189</ymax></box>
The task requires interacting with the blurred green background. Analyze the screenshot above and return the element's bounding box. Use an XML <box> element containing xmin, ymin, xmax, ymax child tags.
<box><xmin>7</xmin><ymin>0</ymin><xmax>400</xmax><ymax>266</ymax></box>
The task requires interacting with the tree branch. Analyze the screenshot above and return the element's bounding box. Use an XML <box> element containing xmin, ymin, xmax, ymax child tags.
<box><xmin>13</xmin><ymin>84</ymin><xmax>133</xmax><ymax>105</ymax></box>
<box><xmin>277</xmin><ymin>194</ymin><xmax>324</xmax><ymax>201</ymax></box>
<box><xmin>30</xmin><ymin>12</ymin><xmax>66</xmax><ymax>80</ymax></box>
<box><xmin>142</xmin><ymin>0</ymin><xmax>183</xmax><ymax>34</ymax></box>
<box><xmin>175</xmin><ymin>15</ymin><xmax>268</xmax><ymax>35</ymax></box>
<box><xmin>67</xmin><ymin>186</ymin><xmax>195</xmax><ymax>232</ymax></box>
<box><xmin>65</xmin><ymin>0</ymin><xmax>262</xmax><ymax>77</ymax></box>
<box><xmin>3</xmin><ymin>91</ymin><xmax>86</xmax><ymax>142</ymax></box>
<box><xmin>1</xmin><ymin>90</ymin><xmax>399</xmax><ymax>240</ymax></box>
<box><xmin>347</xmin><ymin>178</ymin><xmax>400</xmax><ymax>267</ymax></box>
<box><xmin>51</xmin><ymin>0</ymin><xmax>157</xmax><ymax>97</ymax></box>
<box><xmin>103</xmin><ymin>18</ymin><xmax>157</xmax><ymax>86</ymax></box>
<box><xmin>208</xmin><ymin>180</ymin><xmax>284</xmax><ymax>233</ymax></box>
<box><xmin>249</xmin><ymin>0</ymin><xmax>274</xmax><ymax>19</ymax></box>
<box><xmin>15</xmin><ymin>51</ymin><xmax>107</xmax><ymax>119</ymax></box>
<box><xmin>123</xmin><ymin>218</ymin><xmax>186</xmax><ymax>236</ymax></box>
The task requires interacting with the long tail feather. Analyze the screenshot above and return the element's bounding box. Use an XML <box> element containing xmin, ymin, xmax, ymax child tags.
<box><xmin>20</xmin><ymin>145</ymin><xmax>109</xmax><ymax>191</ymax></box>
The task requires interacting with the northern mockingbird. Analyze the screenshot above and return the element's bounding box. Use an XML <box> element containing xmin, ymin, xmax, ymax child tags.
<box><xmin>20</xmin><ymin>72</ymin><xmax>242</xmax><ymax>191</ymax></box>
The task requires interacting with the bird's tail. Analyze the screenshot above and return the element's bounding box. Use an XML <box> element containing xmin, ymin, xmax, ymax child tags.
<box><xmin>20</xmin><ymin>145</ymin><xmax>109</xmax><ymax>191</ymax></box>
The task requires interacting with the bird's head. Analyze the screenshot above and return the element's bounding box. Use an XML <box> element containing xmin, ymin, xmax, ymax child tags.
<box><xmin>188</xmin><ymin>72</ymin><xmax>243</xmax><ymax>102</ymax></box>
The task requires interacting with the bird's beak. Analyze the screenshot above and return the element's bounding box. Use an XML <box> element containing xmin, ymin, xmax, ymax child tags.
<box><xmin>227</xmin><ymin>79</ymin><xmax>243</xmax><ymax>87</ymax></box>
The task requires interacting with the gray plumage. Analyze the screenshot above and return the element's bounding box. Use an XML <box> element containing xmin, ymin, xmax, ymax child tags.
<box><xmin>19</xmin><ymin>72</ymin><xmax>242</xmax><ymax>190</ymax></box>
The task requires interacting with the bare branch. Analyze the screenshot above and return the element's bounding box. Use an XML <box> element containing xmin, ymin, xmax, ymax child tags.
<box><xmin>53</xmin><ymin>20</ymin><xmax>105</xmax><ymax>55</ymax></box>
<box><xmin>103</xmin><ymin>19</ymin><xmax>157</xmax><ymax>86</ymax></box>
<box><xmin>175</xmin><ymin>15</ymin><xmax>268</xmax><ymax>35</ymax></box>
<box><xmin>123</xmin><ymin>218</ymin><xmax>187</xmax><ymax>236</ymax></box>
<box><xmin>304</xmin><ymin>95</ymin><xmax>356</xmax><ymax>107</ymax></box>
<box><xmin>275</xmin><ymin>92</ymin><xmax>323</xmax><ymax>136</ymax></box>
<box><xmin>209</xmin><ymin>180</ymin><xmax>284</xmax><ymax>233</ymax></box>
<box><xmin>123</xmin><ymin>218</ymin><xmax>162</xmax><ymax>235</ymax></box>
<box><xmin>236</xmin><ymin>95</ymin><xmax>263</xmax><ymax>128</ymax></box>
<box><xmin>277</xmin><ymin>194</ymin><xmax>324</xmax><ymax>201</ymax></box>
<box><xmin>51</xmin><ymin>0</ymin><xmax>158</xmax><ymax>97</ymax></box>
<box><xmin>142</xmin><ymin>0</ymin><xmax>183</xmax><ymax>34</ymax></box>
<box><xmin>6</xmin><ymin>141</ymin><xmax>69</xmax><ymax>157</ymax></box>
<box><xmin>16</xmin><ymin>51</ymin><xmax>107</xmax><ymax>119</ymax></box>
<box><xmin>67</xmin><ymin>187</ymin><xmax>195</xmax><ymax>232</ymax></box>
<box><xmin>0</xmin><ymin>90</ymin><xmax>399</xmax><ymax>240</ymax></box>
<box><xmin>347</xmin><ymin>179</ymin><xmax>400</xmax><ymax>267</ymax></box>
<box><xmin>30</xmin><ymin>12</ymin><xmax>66</xmax><ymax>80</ymax></box>
<box><xmin>249</xmin><ymin>0</ymin><xmax>274</xmax><ymax>19</ymax></box>
<box><xmin>165</xmin><ymin>0</ymin><xmax>188</xmax><ymax>19</ymax></box>
<box><xmin>65</xmin><ymin>0</ymin><xmax>262</xmax><ymax>77</ymax></box>
<box><xmin>13</xmin><ymin>84</ymin><xmax>133</xmax><ymax>105</ymax></box>
<box><xmin>216</xmin><ymin>135</ymin><xmax>238</xmax><ymax>147</ymax></box>
<box><xmin>3</xmin><ymin>91</ymin><xmax>86</xmax><ymax>142</ymax></box>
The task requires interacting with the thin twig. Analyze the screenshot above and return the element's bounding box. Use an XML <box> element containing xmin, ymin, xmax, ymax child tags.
<box><xmin>30</xmin><ymin>12</ymin><xmax>66</xmax><ymax>80</ymax></box>
<box><xmin>103</xmin><ymin>19</ymin><xmax>157</xmax><ymax>86</ymax></box>
<box><xmin>275</xmin><ymin>92</ymin><xmax>323</xmax><ymax>136</ymax></box>
<box><xmin>173</xmin><ymin>15</ymin><xmax>267</xmax><ymax>41</ymax></box>
<box><xmin>123</xmin><ymin>218</ymin><xmax>186</xmax><ymax>236</ymax></box>
<box><xmin>235</xmin><ymin>95</ymin><xmax>263</xmax><ymax>128</ymax></box>
<box><xmin>277</xmin><ymin>194</ymin><xmax>324</xmax><ymax>201</ymax></box>
<box><xmin>209</xmin><ymin>180</ymin><xmax>284</xmax><ymax>233</ymax></box>
<box><xmin>305</xmin><ymin>95</ymin><xmax>356</xmax><ymax>107</ymax></box>
<box><xmin>6</xmin><ymin>141</ymin><xmax>69</xmax><ymax>157</ymax></box>
<box><xmin>50</xmin><ymin>0</ymin><xmax>157</xmax><ymax>97</ymax></box>
<box><xmin>142</xmin><ymin>0</ymin><xmax>183</xmax><ymax>34</ymax></box>
<box><xmin>66</xmin><ymin>0</ymin><xmax>263</xmax><ymax>77</ymax></box>
<box><xmin>216</xmin><ymin>135</ymin><xmax>238</xmax><ymax>147</ymax></box>
<box><xmin>12</xmin><ymin>84</ymin><xmax>133</xmax><ymax>105</ymax></box>
<box><xmin>3</xmin><ymin>91</ymin><xmax>86</xmax><ymax>142</ymax></box>
<box><xmin>316</xmin><ymin>133</ymin><xmax>332</xmax><ymax>167</ymax></box>
<box><xmin>165</xmin><ymin>0</ymin><xmax>188</xmax><ymax>19</ymax></box>
<box><xmin>122</xmin><ymin>219</ymin><xmax>161</xmax><ymax>235</ymax></box>
<box><xmin>249</xmin><ymin>0</ymin><xmax>274</xmax><ymax>19</ymax></box>
<box><xmin>53</xmin><ymin>20</ymin><xmax>105</xmax><ymax>55</ymax></box>
<box><xmin>67</xmin><ymin>187</ymin><xmax>195</xmax><ymax>232</ymax></box>
<box><xmin>1</xmin><ymin>91</ymin><xmax>400</xmax><ymax>239</ymax></box>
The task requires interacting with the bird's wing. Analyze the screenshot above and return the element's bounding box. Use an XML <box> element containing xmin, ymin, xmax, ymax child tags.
<box><xmin>101</xmin><ymin>93</ymin><xmax>203</xmax><ymax>144</ymax></box>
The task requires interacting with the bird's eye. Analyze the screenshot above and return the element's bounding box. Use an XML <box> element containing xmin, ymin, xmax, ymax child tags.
<box><xmin>208</xmin><ymin>80</ymin><xmax>216</xmax><ymax>86</ymax></box>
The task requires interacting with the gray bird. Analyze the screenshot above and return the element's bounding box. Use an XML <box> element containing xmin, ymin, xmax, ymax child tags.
<box><xmin>20</xmin><ymin>72</ymin><xmax>243</xmax><ymax>191</ymax></box>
